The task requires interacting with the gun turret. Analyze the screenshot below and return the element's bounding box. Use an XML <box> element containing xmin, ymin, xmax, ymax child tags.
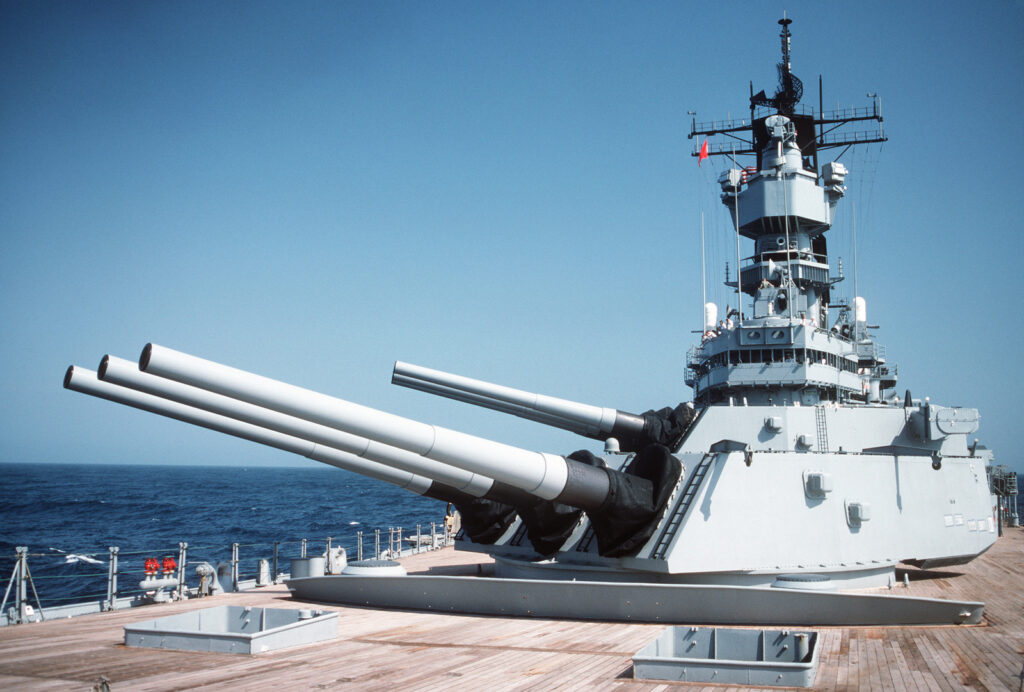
<box><xmin>393</xmin><ymin>361</ymin><xmax>696</xmax><ymax>452</ymax></box>
<box><xmin>139</xmin><ymin>344</ymin><xmax>682</xmax><ymax>557</ymax></box>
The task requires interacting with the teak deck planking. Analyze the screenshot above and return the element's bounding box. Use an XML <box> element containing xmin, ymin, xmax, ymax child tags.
<box><xmin>1</xmin><ymin>529</ymin><xmax>1022</xmax><ymax>691</ymax></box>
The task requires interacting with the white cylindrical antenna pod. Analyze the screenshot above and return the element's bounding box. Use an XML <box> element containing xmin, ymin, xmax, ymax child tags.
<box><xmin>391</xmin><ymin>362</ymin><xmax>643</xmax><ymax>440</ymax></box>
<box><xmin>703</xmin><ymin>302</ymin><xmax>718</xmax><ymax>331</ymax></box>
<box><xmin>140</xmin><ymin>344</ymin><xmax>585</xmax><ymax>502</ymax></box>
<box><xmin>99</xmin><ymin>355</ymin><xmax>493</xmax><ymax>497</ymax></box>
<box><xmin>854</xmin><ymin>296</ymin><xmax>867</xmax><ymax>324</ymax></box>
<box><xmin>63</xmin><ymin>366</ymin><xmax>433</xmax><ymax>494</ymax></box>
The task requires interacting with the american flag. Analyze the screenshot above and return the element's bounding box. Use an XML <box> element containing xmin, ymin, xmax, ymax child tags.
<box><xmin>740</xmin><ymin>166</ymin><xmax>758</xmax><ymax>183</ymax></box>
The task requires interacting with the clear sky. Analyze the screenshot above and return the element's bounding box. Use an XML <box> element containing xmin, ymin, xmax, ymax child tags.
<box><xmin>2</xmin><ymin>1</ymin><xmax>1022</xmax><ymax>474</ymax></box>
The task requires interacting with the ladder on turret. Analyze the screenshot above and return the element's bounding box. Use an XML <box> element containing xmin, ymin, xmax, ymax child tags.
<box><xmin>815</xmin><ymin>406</ymin><xmax>829</xmax><ymax>452</ymax></box>
<box><xmin>650</xmin><ymin>452</ymin><xmax>716</xmax><ymax>560</ymax></box>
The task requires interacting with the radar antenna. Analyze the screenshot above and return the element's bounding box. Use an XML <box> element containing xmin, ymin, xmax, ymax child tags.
<box><xmin>750</xmin><ymin>17</ymin><xmax>803</xmax><ymax>114</ymax></box>
<box><xmin>688</xmin><ymin>16</ymin><xmax>886</xmax><ymax>174</ymax></box>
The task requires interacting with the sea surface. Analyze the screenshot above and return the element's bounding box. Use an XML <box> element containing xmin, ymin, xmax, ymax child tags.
<box><xmin>0</xmin><ymin>463</ymin><xmax>444</xmax><ymax>608</ymax></box>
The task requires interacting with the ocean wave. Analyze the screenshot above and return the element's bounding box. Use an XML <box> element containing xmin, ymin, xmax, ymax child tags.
<box><xmin>63</xmin><ymin>553</ymin><xmax>104</xmax><ymax>565</ymax></box>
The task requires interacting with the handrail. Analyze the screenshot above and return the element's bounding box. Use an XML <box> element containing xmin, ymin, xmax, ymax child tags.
<box><xmin>1</xmin><ymin>521</ymin><xmax>454</xmax><ymax>626</ymax></box>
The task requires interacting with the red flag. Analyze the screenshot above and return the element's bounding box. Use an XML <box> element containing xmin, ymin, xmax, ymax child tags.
<box><xmin>698</xmin><ymin>139</ymin><xmax>709</xmax><ymax>166</ymax></box>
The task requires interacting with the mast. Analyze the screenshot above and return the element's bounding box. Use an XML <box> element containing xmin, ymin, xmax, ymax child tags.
<box><xmin>700</xmin><ymin>211</ymin><xmax>707</xmax><ymax>326</ymax></box>
<box><xmin>732</xmin><ymin>147</ymin><xmax>741</xmax><ymax>319</ymax></box>
<box><xmin>683</xmin><ymin>17</ymin><xmax>896</xmax><ymax>407</ymax></box>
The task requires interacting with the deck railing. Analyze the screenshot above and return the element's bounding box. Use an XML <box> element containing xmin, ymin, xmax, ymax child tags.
<box><xmin>0</xmin><ymin>522</ymin><xmax>454</xmax><ymax>626</ymax></box>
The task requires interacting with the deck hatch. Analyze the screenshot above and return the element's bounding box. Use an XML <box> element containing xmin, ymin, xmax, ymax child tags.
<box><xmin>633</xmin><ymin>626</ymin><xmax>819</xmax><ymax>687</ymax></box>
<box><xmin>123</xmin><ymin>605</ymin><xmax>337</xmax><ymax>654</ymax></box>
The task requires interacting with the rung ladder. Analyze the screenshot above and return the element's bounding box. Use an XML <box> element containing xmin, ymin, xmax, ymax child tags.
<box><xmin>815</xmin><ymin>406</ymin><xmax>829</xmax><ymax>452</ymax></box>
<box><xmin>650</xmin><ymin>452</ymin><xmax>716</xmax><ymax>560</ymax></box>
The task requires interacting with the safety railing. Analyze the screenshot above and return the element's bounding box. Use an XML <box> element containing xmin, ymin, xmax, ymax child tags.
<box><xmin>1</xmin><ymin>522</ymin><xmax>454</xmax><ymax>626</ymax></box>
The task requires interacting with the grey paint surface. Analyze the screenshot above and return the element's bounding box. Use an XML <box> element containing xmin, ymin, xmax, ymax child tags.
<box><xmin>286</xmin><ymin>574</ymin><xmax>982</xmax><ymax>626</ymax></box>
<box><xmin>633</xmin><ymin>626</ymin><xmax>819</xmax><ymax>687</ymax></box>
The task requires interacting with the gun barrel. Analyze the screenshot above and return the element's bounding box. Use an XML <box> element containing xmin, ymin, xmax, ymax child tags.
<box><xmin>391</xmin><ymin>373</ymin><xmax>590</xmax><ymax>433</ymax></box>
<box><xmin>63</xmin><ymin>366</ymin><xmax>436</xmax><ymax>495</ymax></box>
<box><xmin>392</xmin><ymin>361</ymin><xmax>646</xmax><ymax>441</ymax></box>
<box><xmin>98</xmin><ymin>355</ymin><xmax>494</xmax><ymax>498</ymax></box>
<box><xmin>140</xmin><ymin>344</ymin><xmax>612</xmax><ymax>509</ymax></box>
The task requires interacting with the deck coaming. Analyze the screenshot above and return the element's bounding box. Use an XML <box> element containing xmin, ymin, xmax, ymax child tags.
<box><xmin>1</xmin><ymin>529</ymin><xmax>1022</xmax><ymax>691</ymax></box>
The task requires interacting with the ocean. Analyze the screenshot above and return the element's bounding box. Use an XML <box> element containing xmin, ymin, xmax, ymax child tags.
<box><xmin>0</xmin><ymin>462</ymin><xmax>443</xmax><ymax>608</ymax></box>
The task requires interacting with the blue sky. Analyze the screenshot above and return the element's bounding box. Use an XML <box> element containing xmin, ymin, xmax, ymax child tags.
<box><xmin>2</xmin><ymin>1</ymin><xmax>1022</xmax><ymax>474</ymax></box>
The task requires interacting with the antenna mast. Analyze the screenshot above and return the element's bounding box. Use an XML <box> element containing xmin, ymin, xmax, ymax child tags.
<box><xmin>700</xmin><ymin>211</ymin><xmax>707</xmax><ymax>326</ymax></box>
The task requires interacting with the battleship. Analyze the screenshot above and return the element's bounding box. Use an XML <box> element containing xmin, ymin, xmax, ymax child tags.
<box><xmin>62</xmin><ymin>18</ymin><xmax>1006</xmax><ymax>629</ymax></box>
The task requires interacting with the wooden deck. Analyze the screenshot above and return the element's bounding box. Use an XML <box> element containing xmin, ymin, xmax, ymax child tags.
<box><xmin>1</xmin><ymin>528</ymin><xmax>1022</xmax><ymax>691</ymax></box>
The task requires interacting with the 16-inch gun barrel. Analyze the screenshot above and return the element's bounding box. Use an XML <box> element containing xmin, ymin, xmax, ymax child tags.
<box><xmin>64</xmin><ymin>366</ymin><xmax>438</xmax><ymax>495</ymax></box>
<box><xmin>392</xmin><ymin>361</ymin><xmax>646</xmax><ymax>441</ymax></box>
<box><xmin>69</xmin><ymin>362</ymin><xmax>536</xmax><ymax>545</ymax></box>
<box><xmin>140</xmin><ymin>344</ymin><xmax>614</xmax><ymax>511</ymax></box>
<box><xmin>392</xmin><ymin>362</ymin><xmax>695</xmax><ymax>452</ymax></box>
<box><xmin>99</xmin><ymin>355</ymin><xmax>496</xmax><ymax>498</ymax></box>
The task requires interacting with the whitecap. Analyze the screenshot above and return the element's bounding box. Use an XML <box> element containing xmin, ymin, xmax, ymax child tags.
<box><xmin>65</xmin><ymin>554</ymin><xmax>103</xmax><ymax>565</ymax></box>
